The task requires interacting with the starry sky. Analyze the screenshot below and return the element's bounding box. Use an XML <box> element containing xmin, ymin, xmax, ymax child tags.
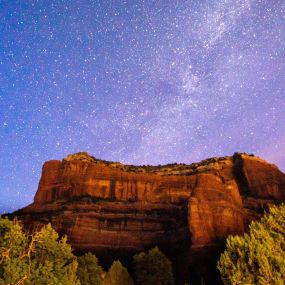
<box><xmin>1</xmin><ymin>0</ymin><xmax>285</xmax><ymax>213</ymax></box>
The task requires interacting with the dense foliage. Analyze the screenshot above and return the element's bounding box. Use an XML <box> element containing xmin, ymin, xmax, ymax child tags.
<box><xmin>133</xmin><ymin>246</ymin><xmax>174</xmax><ymax>285</ymax></box>
<box><xmin>104</xmin><ymin>260</ymin><xmax>134</xmax><ymax>285</ymax></box>
<box><xmin>0</xmin><ymin>217</ymin><xmax>178</xmax><ymax>285</ymax></box>
<box><xmin>218</xmin><ymin>204</ymin><xmax>285</xmax><ymax>285</ymax></box>
<box><xmin>77</xmin><ymin>252</ymin><xmax>103</xmax><ymax>285</ymax></box>
<box><xmin>0</xmin><ymin>218</ymin><xmax>79</xmax><ymax>285</ymax></box>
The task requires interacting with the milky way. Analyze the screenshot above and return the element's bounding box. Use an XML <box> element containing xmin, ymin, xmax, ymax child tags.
<box><xmin>1</xmin><ymin>0</ymin><xmax>285</xmax><ymax>213</ymax></box>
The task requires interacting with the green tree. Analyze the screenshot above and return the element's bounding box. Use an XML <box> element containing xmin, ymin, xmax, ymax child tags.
<box><xmin>0</xmin><ymin>217</ymin><xmax>79</xmax><ymax>285</ymax></box>
<box><xmin>77</xmin><ymin>252</ymin><xmax>103</xmax><ymax>285</ymax></box>
<box><xmin>0</xmin><ymin>217</ymin><xmax>28</xmax><ymax>285</ymax></box>
<box><xmin>104</xmin><ymin>260</ymin><xmax>134</xmax><ymax>285</ymax></box>
<box><xmin>133</xmin><ymin>246</ymin><xmax>174</xmax><ymax>285</ymax></box>
<box><xmin>30</xmin><ymin>223</ymin><xmax>79</xmax><ymax>284</ymax></box>
<box><xmin>218</xmin><ymin>204</ymin><xmax>285</xmax><ymax>285</ymax></box>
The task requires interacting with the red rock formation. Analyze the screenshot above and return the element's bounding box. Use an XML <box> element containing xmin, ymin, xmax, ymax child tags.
<box><xmin>14</xmin><ymin>152</ymin><xmax>285</xmax><ymax>281</ymax></box>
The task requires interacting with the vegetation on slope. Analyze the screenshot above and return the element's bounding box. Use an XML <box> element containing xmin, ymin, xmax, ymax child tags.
<box><xmin>63</xmin><ymin>151</ymin><xmax>260</xmax><ymax>176</ymax></box>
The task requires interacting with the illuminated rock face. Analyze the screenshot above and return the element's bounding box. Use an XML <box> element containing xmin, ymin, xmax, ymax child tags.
<box><xmin>15</xmin><ymin>152</ymin><xmax>285</xmax><ymax>261</ymax></box>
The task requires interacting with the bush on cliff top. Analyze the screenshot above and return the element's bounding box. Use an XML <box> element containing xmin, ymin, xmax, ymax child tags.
<box><xmin>218</xmin><ymin>204</ymin><xmax>285</xmax><ymax>285</ymax></box>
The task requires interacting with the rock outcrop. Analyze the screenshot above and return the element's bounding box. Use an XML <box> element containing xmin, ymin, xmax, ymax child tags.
<box><xmin>14</xmin><ymin>152</ymin><xmax>285</xmax><ymax>282</ymax></box>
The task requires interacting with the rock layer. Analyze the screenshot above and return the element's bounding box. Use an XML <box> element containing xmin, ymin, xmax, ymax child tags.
<box><xmin>14</xmin><ymin>152</ymin><xmax>285</xmax><ymax>279</ymax></box>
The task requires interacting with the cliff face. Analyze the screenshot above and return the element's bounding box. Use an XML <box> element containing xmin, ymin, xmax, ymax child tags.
<box><xmin>15</xmin><ymin>152</ymin><xmax>285</xmax><ymax>278</ymax></box>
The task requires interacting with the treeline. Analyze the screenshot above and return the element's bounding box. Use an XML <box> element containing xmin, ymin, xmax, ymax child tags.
<box><xmin>1</xmin><ymin>203</ymin><xmax>285</xmax><ymax>285</ymax></box>
<box><xmin>0</xmin><ymin>218</ymin><xmax>174</xmax><ymax>285</ymax></box>
<box><xmin>77</xmin><ymin>247</ymin><xmax>174</xmax><ymax>285</ymax></box>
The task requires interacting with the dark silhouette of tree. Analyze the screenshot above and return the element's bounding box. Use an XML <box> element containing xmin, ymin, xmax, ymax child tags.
<box><xmin>133</xmin><ymin>246</ymin><xmax>174</xmax><ymax>285</ymax></box>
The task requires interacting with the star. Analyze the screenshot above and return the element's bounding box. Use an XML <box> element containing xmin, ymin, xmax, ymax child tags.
<box><xmin>0</xmin><ymin>0</ymin><xmax>284</xmax><ymax>213</ymax></box>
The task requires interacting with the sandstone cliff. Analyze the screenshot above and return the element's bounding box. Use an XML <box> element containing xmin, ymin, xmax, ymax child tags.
<box><xmin>14</xmin><ymin>152</ymin><xmax>285</xmax><ymax>282</ymax></box>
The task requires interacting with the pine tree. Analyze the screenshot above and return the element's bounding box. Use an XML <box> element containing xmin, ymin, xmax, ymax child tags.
<box><xmin>30</xmin><ymin>223</ymin><xmax>79</xmax><ymax>284</ymax></box>
<box><xmin>133</xmin><ymin>246</ymin><xmax>174</xmax><ymax>285</ymax></box>
<box><xmin>0</xmin><ymin>217</ymin><xmax>28</xmax><ymax>284</ymax></box>
<box><xmin>0</xmin><ymin>218</ymin><xmax>79</xmax><ymax>285</ymax></box>
<box><xmin>77</xmin><ymin>252</ymin><xmax>103</xmax><ymax>285</ymax></box>
<box><xmin>218</xmin><ymin>204</ymin><xmax>285</xmax><ymax>285</ymax></box>
<box><xmin>104</xmin><ymin>260</ymin><xmax>134</xmax><ymax>285</ymax></box>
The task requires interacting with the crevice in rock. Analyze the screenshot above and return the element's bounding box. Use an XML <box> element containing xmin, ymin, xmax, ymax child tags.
<box><xmin>233</xmin><ymin>153</ymin><xmax>250</xmax><ymax>196</ymax></box>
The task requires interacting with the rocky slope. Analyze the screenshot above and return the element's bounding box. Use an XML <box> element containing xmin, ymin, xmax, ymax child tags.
<box><xmin>14</xmin><ymin>152</ymin><xmax>285</xmax><ymax>282</ymax></box>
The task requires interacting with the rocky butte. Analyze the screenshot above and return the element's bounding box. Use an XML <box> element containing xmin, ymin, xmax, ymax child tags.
<box><xmin>13</xmin><ymin>152</ymin><xmax>285</xmax><ymax>283</ymax></box>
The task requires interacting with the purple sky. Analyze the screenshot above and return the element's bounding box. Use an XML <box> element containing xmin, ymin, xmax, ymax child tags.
<box><xmin>1</xmin><ymin>0</ymin><xmax>285</xmax><ymax>213</ymax></box>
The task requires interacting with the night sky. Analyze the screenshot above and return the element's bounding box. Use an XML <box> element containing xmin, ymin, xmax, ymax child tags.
<box><xmin>1</xmin><ymin>0</ymin><xmax>285</xmax><ymax>213</ymax></box>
